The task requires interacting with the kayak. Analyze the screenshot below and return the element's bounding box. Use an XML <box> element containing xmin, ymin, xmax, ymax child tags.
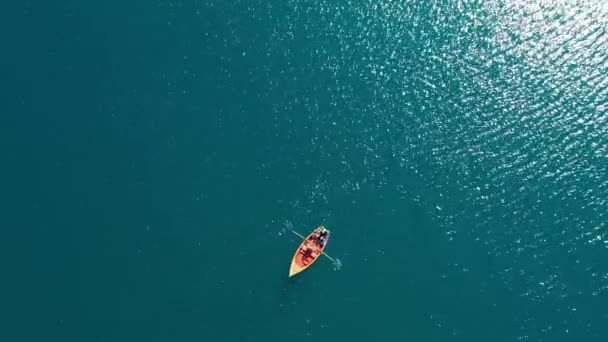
<box><xmin>289</xmin><ymin>226</ymin><xmax>331</xmax><ymax>277</ymax></box>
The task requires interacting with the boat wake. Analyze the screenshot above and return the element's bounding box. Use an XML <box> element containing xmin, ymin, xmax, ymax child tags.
<box><xmin>331</xmin><ymin>258</ymin><xmax>342</xmax><ymax>271</ymax></box>
<box><xmin>276</xmin><ymin>220</ymin><xmax>293</xmax><ymax>237</ymax></box>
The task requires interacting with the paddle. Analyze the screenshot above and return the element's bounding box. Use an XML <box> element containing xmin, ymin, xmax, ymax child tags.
<box><xmin>287</xmin><ymin>228</ymin><xmax>342</xmax><ymax>269</ymax></box>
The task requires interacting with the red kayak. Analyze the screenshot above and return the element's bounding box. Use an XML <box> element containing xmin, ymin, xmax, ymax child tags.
<box><xmin>289</xmin><ymin>226</ymin><xmax>331</xmax><ymax>277</ymax></box>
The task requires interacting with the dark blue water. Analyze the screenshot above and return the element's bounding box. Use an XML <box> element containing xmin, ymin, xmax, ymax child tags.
<box><xmin>3</xmin><ymin>0</ymin><xmax>608</xmax><ymax>341</ymax></box>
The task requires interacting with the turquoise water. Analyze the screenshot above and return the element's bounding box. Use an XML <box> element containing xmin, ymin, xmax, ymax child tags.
<box><xmin>4</xmin><ymin>0</ymin><xmax>608</xmax><ymax>341</ymax></box>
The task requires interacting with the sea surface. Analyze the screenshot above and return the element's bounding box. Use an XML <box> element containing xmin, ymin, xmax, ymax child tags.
<box><xmin>3</xmin><ymin>0</ymin><xmax>608</xmax><ymax>341</ymax></box>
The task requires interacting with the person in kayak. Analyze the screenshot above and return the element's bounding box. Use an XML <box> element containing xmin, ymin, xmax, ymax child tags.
<box><xmin>316</xmin><ymin>230</ymin><xmax>328</xmax><ymax>247</ymax></box>
<box><xmin>302</xmin><ymin>246</ymin><xmax>314</xmax><ymax>264</ymax></box>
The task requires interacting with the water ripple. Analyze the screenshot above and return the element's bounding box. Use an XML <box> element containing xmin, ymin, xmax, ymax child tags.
<box><xmin>255</xmin><ymin>0</ymin><xmax>608</xmax><ymax>338</ymax></box>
